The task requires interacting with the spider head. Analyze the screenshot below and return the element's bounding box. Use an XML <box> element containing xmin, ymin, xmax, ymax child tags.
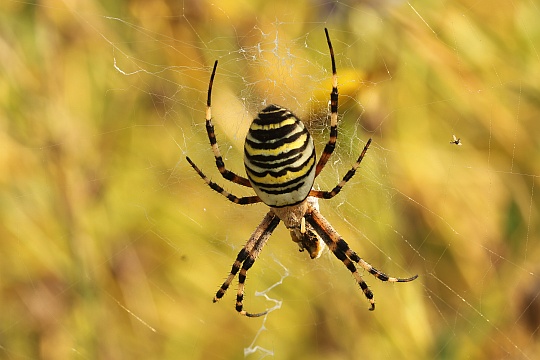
<box><xmin>290</xmin><ymin>225</ymin><xmax>326</xmax><ymax>259</ymax></box>
<box><xmin>288</xmin><ymin>197</ymin><xmax>327</xmax><ymax>259</ymax></box>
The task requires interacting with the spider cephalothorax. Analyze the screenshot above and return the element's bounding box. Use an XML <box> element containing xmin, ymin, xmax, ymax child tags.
<box><xmin>186</xmin><ymin>28</ymin><xmax>417</xmax><ymax>317</ymax></box>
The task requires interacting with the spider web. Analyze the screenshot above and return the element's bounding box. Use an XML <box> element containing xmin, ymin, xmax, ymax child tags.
<box><xmin>2</xmin><ymin>0</ymin><xmax>540</xmax><ymax>359</ymax></box>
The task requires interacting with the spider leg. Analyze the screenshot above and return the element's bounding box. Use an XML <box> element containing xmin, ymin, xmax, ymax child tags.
<box><xmin>315</xmin><ymin>28</ymin><xmax>339</xmax><ymax>177</ymax></box>
<box><xmin>186</xmin><ymin>156</ymin><xmax>261</xmax><ymax>205</ymax></box>
<box><xmin>205</xmin><ymin>60</ymin><xmax>252</xmax><ymax>187</ymax></box>
<box><xmin>305</xmin><ymin>207</ymin><xmax>417</xmax><ymax>311</ymax></box>
<box><xmin>309</xmin><ymin>138</ymin><xmax>372</xmax><ymax>200</ymax></box>
<box><xmin>213</xmin><ymin>212</ymin><xmax>280</xmax><ymax>317</ymax></box>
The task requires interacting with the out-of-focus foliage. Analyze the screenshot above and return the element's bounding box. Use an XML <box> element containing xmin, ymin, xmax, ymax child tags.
<box><xmin>1</xmin><ymin>0</ymin><xmax>540</xmax><ymax>359</ymax></box>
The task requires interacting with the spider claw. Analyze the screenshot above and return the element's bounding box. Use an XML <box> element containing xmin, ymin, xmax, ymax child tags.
<box><xmin>242</xmin><ymin>309</ymin><xmax>268</xmax><ymax>318</ymax></box>
<box><xmin>369</xmin><ymin>302</ymin><xmax>375</xmax><ymax>311</ymax></box>
<box><xmin>397</xmin><ymin>274</ymin><xmax>419</xmax><ymax>282</ymax></box>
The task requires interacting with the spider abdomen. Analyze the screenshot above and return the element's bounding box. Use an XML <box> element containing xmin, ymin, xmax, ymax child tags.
<box><xmin>244</xmin><ymin>105</ymin><xmax>316</xmax><ymax>207</ymax></box>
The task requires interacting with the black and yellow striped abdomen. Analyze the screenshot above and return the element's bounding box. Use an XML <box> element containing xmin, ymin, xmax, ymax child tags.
<box><xmin>244</xmin><ymin>104</ymin><xmax>316</xmax><ymax>207</ymax></box>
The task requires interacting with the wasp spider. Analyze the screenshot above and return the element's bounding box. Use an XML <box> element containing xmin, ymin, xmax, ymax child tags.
<box><xmin>186</xmin><ymin>28</ymin><xmax>418</xmax><ymax>317</ymax></box>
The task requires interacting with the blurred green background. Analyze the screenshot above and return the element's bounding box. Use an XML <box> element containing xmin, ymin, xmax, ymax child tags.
<box><xmin>2</xmin><ymin>0</ymin><xmax>540</xmax><ymax>359</ymax></box>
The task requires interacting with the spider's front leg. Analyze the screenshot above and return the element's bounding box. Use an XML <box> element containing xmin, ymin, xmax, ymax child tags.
<box><xmin>305</xmin><ymin>205</ymin><xmax>418</xmax><ymax>311</ymax></box>
<box><xmin>213</xmin><ymin>212</ymin><xmax>280</xmax><ymax>317</ymax></box>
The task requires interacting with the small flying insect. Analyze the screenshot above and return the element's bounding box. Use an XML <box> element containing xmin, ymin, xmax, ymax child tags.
<box><xmin>450</xmin><ymin>135</ymin><xmax>462</xmax><ymax>146</ymax></box>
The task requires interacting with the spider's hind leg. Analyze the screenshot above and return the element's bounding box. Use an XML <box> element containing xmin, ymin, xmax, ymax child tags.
<box><xmin>204</xmin><ymin>60</ymin><xmax>252</xmax><ymax>188</ymax></box>
<box><xmin>310</xmin><ymin>138</ymin><xmax>372</xmax><ymax>200</ymax></box>
<box><xmin>186</xmin><ymin>156</ymin><xmax>261</xmax><ymax>205</ymax></box>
